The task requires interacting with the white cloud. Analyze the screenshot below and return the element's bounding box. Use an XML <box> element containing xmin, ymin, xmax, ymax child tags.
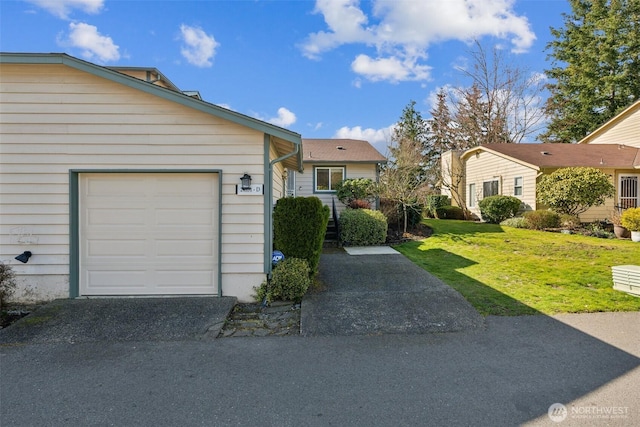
<box><xmin>179</xmin><ymin>24</ymin><xmax>219</xmax><ymax>68</ymax></box>
<box><xmin>26</xmin><ymin>0</ymin><xmax>104</xmax><ymax>19</ymax></box>
<box><xmin>259</xmin><ymin>107</ymin><xmax>297</xmax><ymax>128</ymax></box>
<box><xmin>301</xmin><ymin>0</ymin><xmax>535</xmax><ymax>82</ymax></box>
<box><xmin>333</xmin><ymin>124</ymin><xmax>395</xmax><ymax>154</ymax></box>
<box><xmin>301</xmin><ymin>0</ymin><xmax>374</xmax><ymax>60</ymax></box>
<box><xmin>351</xmin><ymin>54</ymin><xmax>431</xmax><ymax>83</ymax></box>
<box><xmin>61</xmin><ymin>22</ymin><xmax>120</xmax><ymax>63</ymax></box>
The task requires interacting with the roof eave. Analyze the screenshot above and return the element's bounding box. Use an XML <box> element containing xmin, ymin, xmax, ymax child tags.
<box><xmin>461</xmin><ymin>146</ymin><xmax>541</xmax><ymax>171</ymax></box>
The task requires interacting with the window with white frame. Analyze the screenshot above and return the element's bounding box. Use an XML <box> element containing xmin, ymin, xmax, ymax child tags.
<box><xmin>483</xmin><ymin>179</ymin><xmax>499</xmax><ymax>198</ymax></box>
<box><xmin>514</xmin><ymin>176</ymin><xmax>523</xmax><ymax>196</ymax></box>
<box><xmin>468</xmin><ymin>183</ymin><xmax>476</xmax><ymax>207</ymax></box>
<box><xmin>315</xmin><ymin>166</ymin><xmax>344</xmax><ymax>192</ymax></box>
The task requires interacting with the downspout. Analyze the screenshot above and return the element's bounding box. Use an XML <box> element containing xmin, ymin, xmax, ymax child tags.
<box><xmin>265</xmin><ymin>134</ymin><xmax>301</xmax><ymax>279</ymax></box>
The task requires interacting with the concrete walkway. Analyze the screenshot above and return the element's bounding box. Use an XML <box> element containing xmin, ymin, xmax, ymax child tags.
<box><xmin>301</xmin><ymin>248</ymin><xmax>484</xmax><ymax>336</ymax></box>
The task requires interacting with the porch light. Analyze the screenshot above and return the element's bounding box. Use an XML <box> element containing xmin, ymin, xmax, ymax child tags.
<box><xmin>240</xmin><ymin>173</ymin><xmax>252</xmax><ymax>190</ymax></box>
<box><xmin>15</xmin><ymin>251</ymin><xmax>32</xmax><ymax>263</ymax></box>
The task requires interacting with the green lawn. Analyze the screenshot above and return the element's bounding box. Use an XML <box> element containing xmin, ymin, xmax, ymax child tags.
<box><xmin>394</xmin><ymin>219</ymin><xmax>640</xmax><ymax>316</ymax></box>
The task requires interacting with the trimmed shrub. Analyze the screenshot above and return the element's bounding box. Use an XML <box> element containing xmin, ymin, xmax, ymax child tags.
<box><xmin>523</xmin><ymin>210</ymin><xmax>561</xmax><ymax>230</ymax></box>
<box><xmin>339</xmin><ymin>209</ymin><xmax>388</xmax><ymax>246</ymax></box>
<box><xmin>478</xmin><ymin>195</ymin><xmax>522</xmax><ymax>224</ymax></box>
<box><xmin>254</xmin><ymin>258</ymin><xmax>311</xmax><ymax>303</ymax></box>
<box><xmin>335</xmin><ymin>178</ymin><xmax>376</xmax><ymax>207</ymax></box>
<box><xmin>273</xmin><ymin>197</ymin><xmax>329</xmax><ymax>276</ymax></box>
<box><xmin>425</xmin><ymin>195</ymin><xmax>451</xmax><ymax>218</ymax></box>
<box><xmin>435</xmin><ymin>205</ymin><xmax>465</xmax><ymax>220</ymax></box>
<box><xmin>500</xmin><ymin>216</ymin><xmax>528</xmax><ymax>228</ymax></box>
<box><xmin>0</xmin><ymin>262</ymin><xmax>17</xmax><ymax>310</ymax></box>
<box><xmin>537</xmin><ymin>167</ymin><xmax>615</xmax><ymax>216</ymax></box>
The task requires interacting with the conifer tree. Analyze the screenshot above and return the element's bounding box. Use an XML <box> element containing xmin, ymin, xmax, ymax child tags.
<box><xmin>542</xmin><ymin>0</ymin><xmax>640</xmax><ymax>143</ymax></box>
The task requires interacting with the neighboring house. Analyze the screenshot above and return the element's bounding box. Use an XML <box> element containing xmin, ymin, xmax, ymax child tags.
<box><xmin>0</xmin><ymin>52</ymin><xmax>303</xmax><ymax>303</ymax></box>
<box><xmin>442</xmin><ymin>100</ymin><xmax>640</xmax><ymax>222</ymax></box>
<box><xmin>287</xmin><ymin>138</ymin><xmax>387</xmax><ymax>216</ymax></box>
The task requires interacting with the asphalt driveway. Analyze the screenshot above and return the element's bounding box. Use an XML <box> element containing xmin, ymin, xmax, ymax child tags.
<box><xmin>301</xmin><ymin>247</ymin><xmax>484</xmax><ymax>336</ymax></box>
<box><xmin>0</xmin><ymin>297</ymin><xmax>236</xmax><ymax>344</ymax></box>
<box><xmin>0</xmin><ymin>247</ymin><xmax>483</xmax><ymax>343</ymax></box>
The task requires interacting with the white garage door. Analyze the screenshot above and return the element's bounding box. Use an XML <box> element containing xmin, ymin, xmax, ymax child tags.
<box><xmin>79</xmin><ymin>173</ymin><xmax>218</xmax><ymax>296</ymax></box>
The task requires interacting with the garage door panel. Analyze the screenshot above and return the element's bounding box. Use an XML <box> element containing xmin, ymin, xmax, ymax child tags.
<box><xmin>80</xmin><ymin>172</ymin><xmax>218</xmax><ymax>296</ymax></box>
<box><xmin>155</xmin><ymin>208</ymin><xmax>214</xmax><ymax>226</ymax></box>
<box><xmin>156</xmin><ymin>239</ymin><xmax>214</xmax><ymax>257</ymax></box>
<box><xmin>86</xmin><ymin>176</ymin><xmax>148</xmax><ymax>197</ymax></box>
<box><xmin>86</xmin><ymin>270</ymin><xmax>148</xmax><ymax>288</ymax></box>
<box><xmin>88</xmin><ymin>208</ymin><xmax>147</xmax><ymax>226</ymax></box>
<box><xmin>155</xmin><ymin>270</ymin><xmax>215</xmax><ymax>288</ymax></box>
<box><xmin>88</xmin><ymin>239</ymin><xmax>148</xmax><ymax>257</ymax></box>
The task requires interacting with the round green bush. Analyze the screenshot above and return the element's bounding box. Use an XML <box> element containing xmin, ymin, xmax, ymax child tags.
<box><xmin>523</xmin><ymin>210</ymin><xmax>561</xmax><ymax>230</ymax></box>
<box><xmin>478</xmin><ymin>195</ymin><xmax>522</xmax><ymax>224</ymax></box>
<box><xmin>254</xmin><ymin>258</ymin><xmax>311</xmax><ymax>304</ymax></box>
<box><xmin>339</xmin><ymin>208</ymin><xmax>388</xmax><ymax>246</ymax></box>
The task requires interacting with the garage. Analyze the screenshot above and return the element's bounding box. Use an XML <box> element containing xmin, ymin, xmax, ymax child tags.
<box><xmin>78</xmin><ymin>172</ymin><xmax>219</xmax><ymax>296</ymax></box>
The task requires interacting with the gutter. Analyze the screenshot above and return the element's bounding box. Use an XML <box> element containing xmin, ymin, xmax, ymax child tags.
<box><xmin>264</xmin><ymin>135</ymin><xmax>302</xmax><ymax>278</ymax></box>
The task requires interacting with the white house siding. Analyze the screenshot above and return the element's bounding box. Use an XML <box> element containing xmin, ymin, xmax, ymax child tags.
<box><xmin>465</xmin><ymin>151</ymin><xmax>538</xmax><ymax>219</ymax></box>
<box><xmin>0</xmin><ymin>63</ymin><xmax>270</xmax><ymax>303</ymax></box>
<box><xmin>297</xmin><ymin>163</ymin><xmax>379</xmax><ymax>217</ymax></box>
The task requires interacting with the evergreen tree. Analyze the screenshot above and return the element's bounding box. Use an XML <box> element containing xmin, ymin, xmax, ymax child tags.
<box><xmin>542</xmin><ymin>0</ymin><xmax>640</xmax><ymax>143</ymax></box>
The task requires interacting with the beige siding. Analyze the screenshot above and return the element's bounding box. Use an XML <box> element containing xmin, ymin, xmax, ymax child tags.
<box><xmin>297</xmin><ymin>163</ymin><xmax>379</xmax><ymax>216</ymax></box>
<box><xmin>465</xmin><ymin>151</ymin><xmax>538</xmax><ymax>219</ymax></box>
<box><xmin>0</xmin><ymin>63</ymin><xmax>270</xmax><ymax>302</ymax></box>
<box><xmin>582</xmin><ymin>107</ymin><xmax>640</xmax><ymax>148</ymax></box>
<box><xmin>440</xmin><ymin>151</ymin><xmax>465</xmax><ymax>207</ymax></box>
<box><xmin>270</xmin><ymin>143</ymin><xmax>287</xmax><ymax>202</ymax></box>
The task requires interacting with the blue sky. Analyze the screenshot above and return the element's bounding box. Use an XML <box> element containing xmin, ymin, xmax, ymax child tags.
<box><xmin>0</xmin><ymin>0</ymin><xmax>571</xmax><ymax>153</ymax></box>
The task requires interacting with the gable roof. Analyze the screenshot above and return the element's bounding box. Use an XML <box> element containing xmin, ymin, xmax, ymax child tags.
<box><xmin>578</xmin><ymin>100</ymin><xmax>640</xmax><ymax>145</ymax></box>
<box><xmin>302</xmin><ymin>139</ymin><xmax>386</xmax><ymax>164</ymax></box>
<box><xmin>463</xmin><ymin>143</ymin><xmax>640</xmax><ymax>170</ymax></box>
<box><xmin>0</xmin><ymin>52</ymin><xmax>303</xmax><ymax>172</ymax></box>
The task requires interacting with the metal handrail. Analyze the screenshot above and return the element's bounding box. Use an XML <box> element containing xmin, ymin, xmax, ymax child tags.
<box><xmin>332</xmin><ymin>197</ymin><xmax>340</xmax><ymax>240</ymax></box>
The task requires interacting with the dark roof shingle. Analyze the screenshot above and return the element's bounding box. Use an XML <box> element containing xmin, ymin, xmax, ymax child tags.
<box><xmin>468</xmin><ymin>143</ymin><xmax>640</xmax><ymax>169</ymax></box>
<box><xmin>302</xmin><ymin>139</ymin><xmax>386</xmax><ymax>163</ymax></box>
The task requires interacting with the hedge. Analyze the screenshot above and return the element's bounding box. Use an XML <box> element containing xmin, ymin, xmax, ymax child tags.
<box><xmin>273</xmin><ymin>197</ymin><xmax>329</xmax><ymax>276</ymax></box>
<box><xmin>339</xmin><ymin>209</ymin><xmax>388</xmax><ymax>246</ymax></box>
